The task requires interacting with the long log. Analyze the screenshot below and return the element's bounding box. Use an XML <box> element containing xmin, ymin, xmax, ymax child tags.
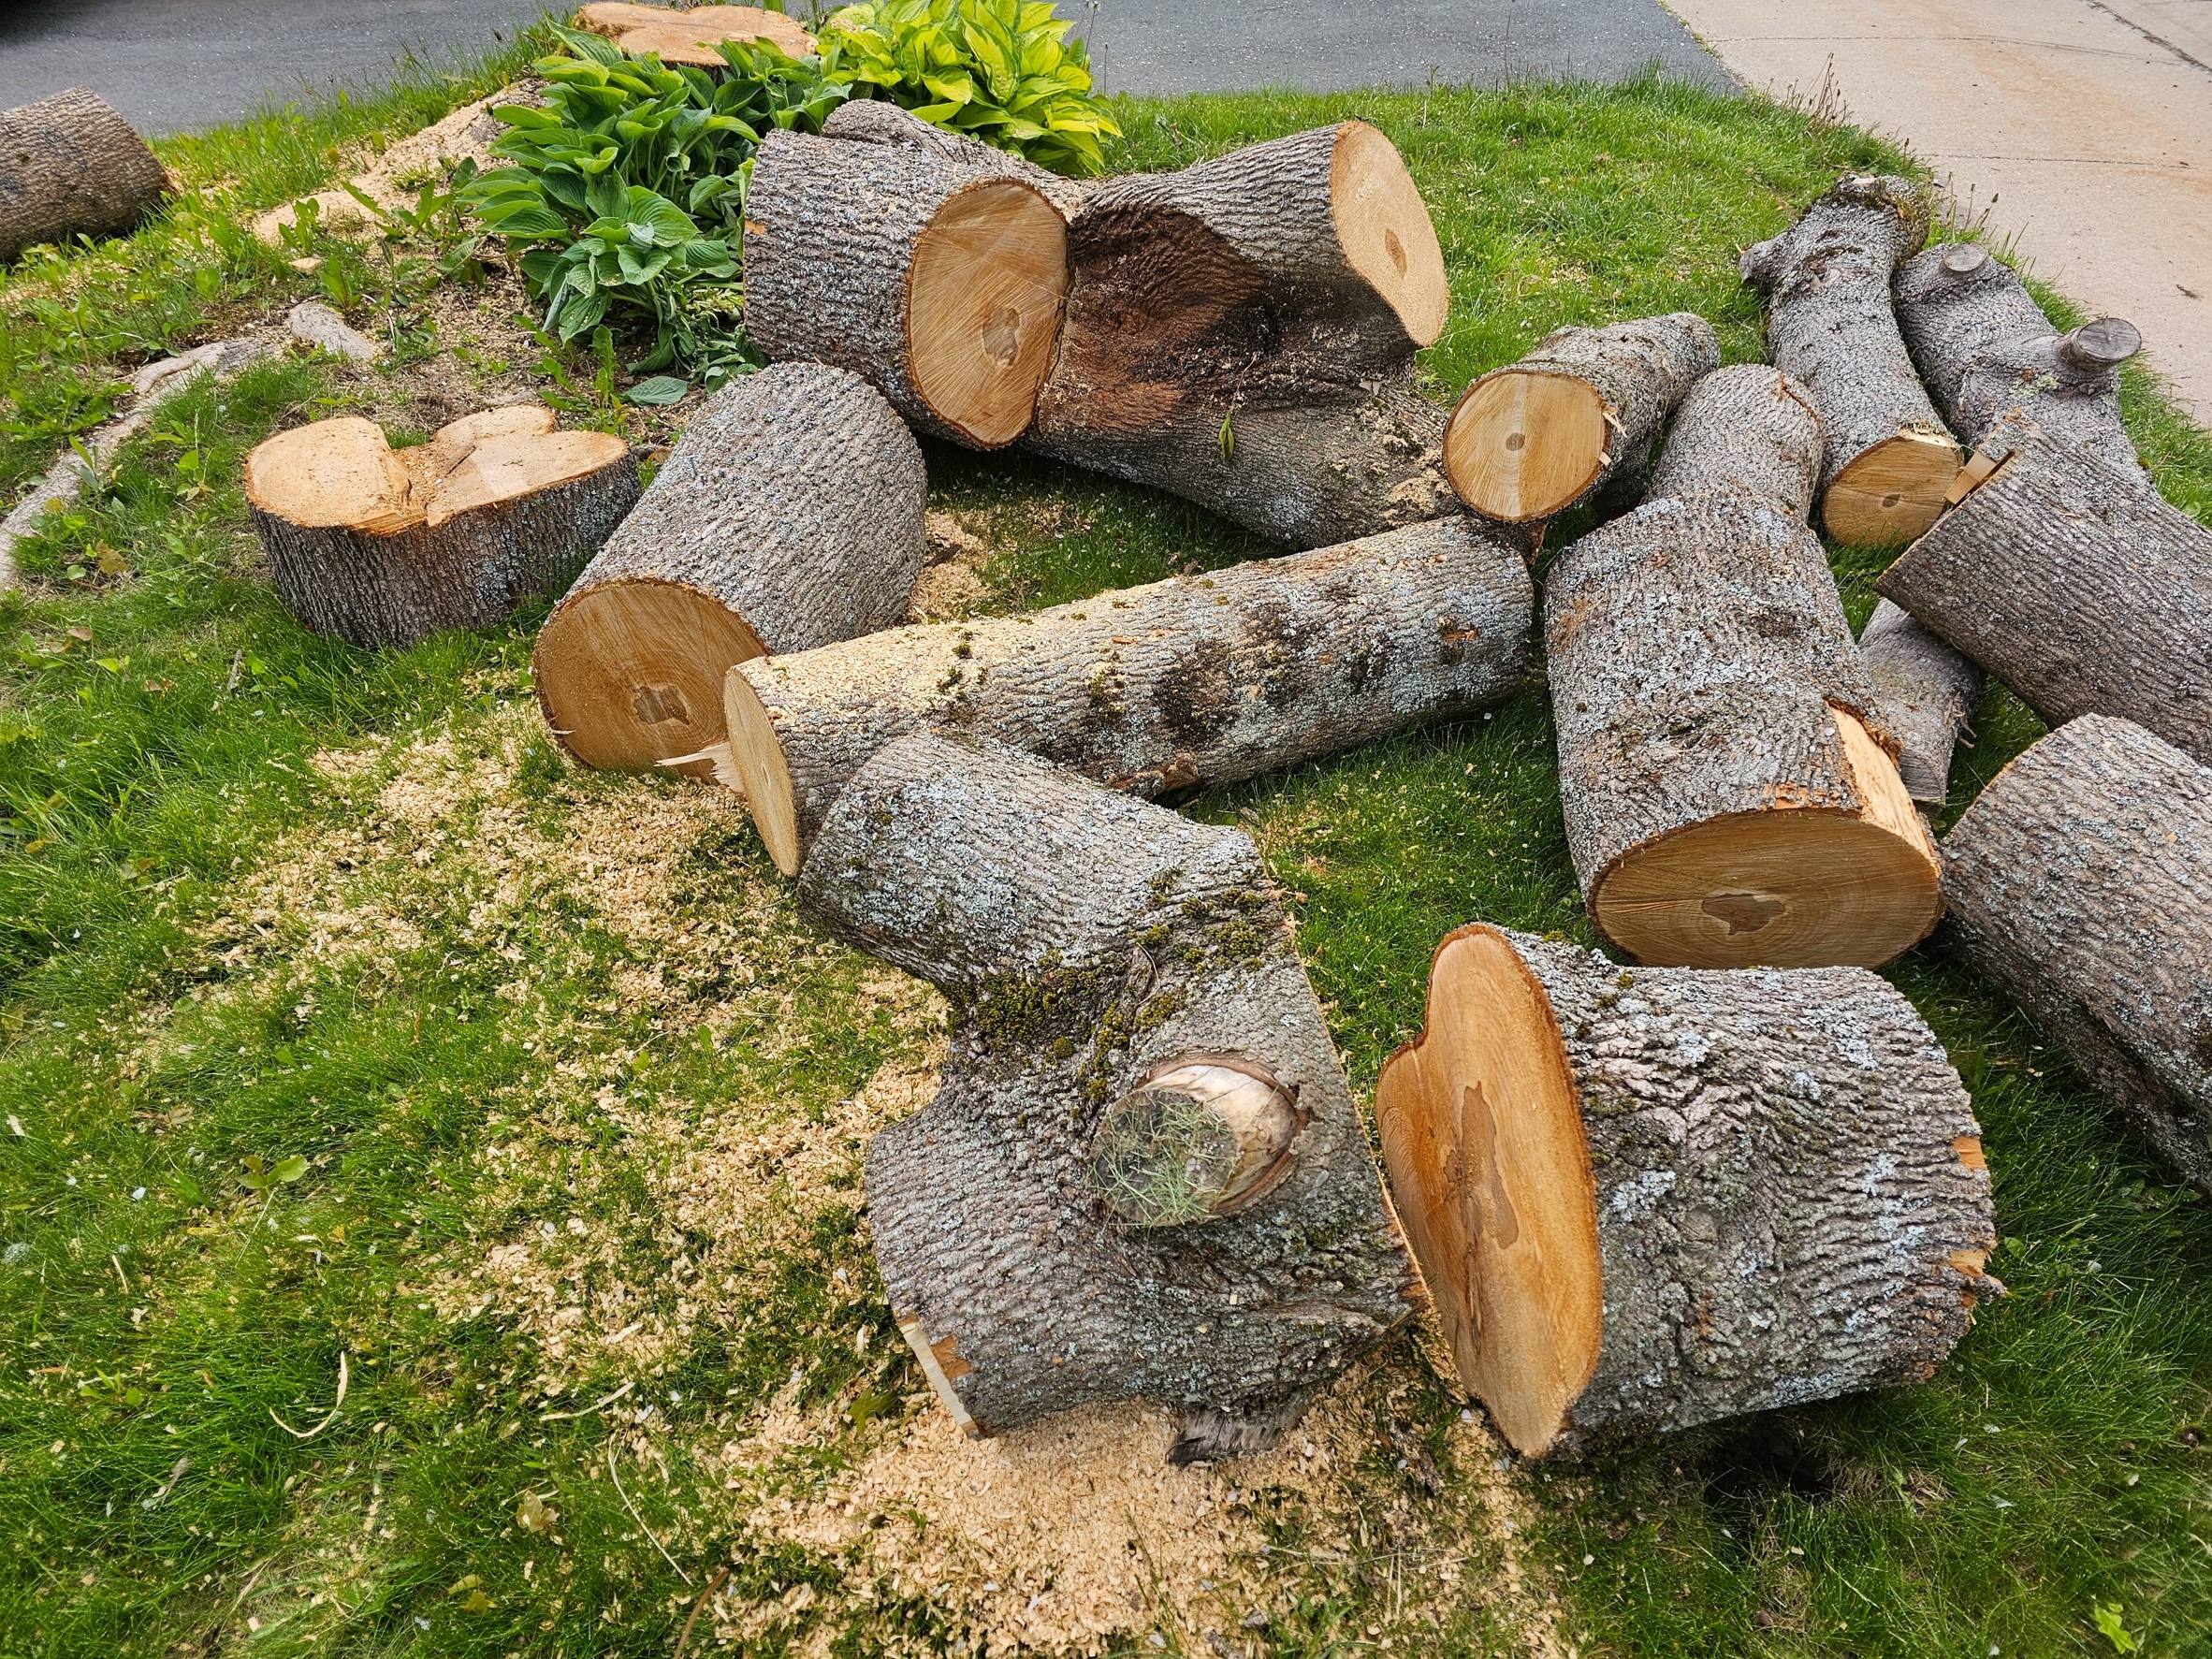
<box><xmin>1546</xmin><ymin>364</ymin><xmax>1941</xmax><ymax>968</ymax></box>
<box><xmin>1894</xmin><ymin>242</ymin><xmax>2142</xmax><ymax>473</ymax></box>
<box><xmin>245</xmin><ymin>408</ymin><xmax>637</xmax><ymax>649</ymax></box>
<box><xmin>1375</xmin><ymin>924</ymin><xmax>1998</xmax><ymax>1458</ymax></box>
<box><xmin>533</xmin><ymin>361</ymin><xmax>924</xmax><ymax>774</ymax></box>
<box><xmin>1741</xmin><ymin>174</ymin><xmax>1962</xmax><ymax>546</ymax></box>
<box><xmin>574</xmin><ymin>3</ymin><xmax>815</xmax><ymax>65</ymax></box>
<box><xmin>1443</xmin><ymin>313</ymin><xmax>1720</xmax><ymax>525</ymax></box>
<box><xmin>1876</xmin><ymin>414</ymin><xmax>2212</xmax><ymax>764</ymax></box>
<box><xmin>0</xmin><ymin>88</ymin><xmax>170</xmax><ymax>264</ymax></box>
<box><xmin>725</xmin><ymin>516</ymin><xmax>1532</xmax><ymax>874</ymax></box>
<box><xmin>1858</xmin><ymin>600</ymin><xmax>1983</xmax><ymax>807</ymax></box>
<box><xmin>1941</xmin><ymin>715</ymin><xmax>2212</xmax><ymax>1195</ymax></box>
<box><xmin>801</xmin><ymin>731</ymin><xmax>1419</xmax><ymax>1455</ymax></box>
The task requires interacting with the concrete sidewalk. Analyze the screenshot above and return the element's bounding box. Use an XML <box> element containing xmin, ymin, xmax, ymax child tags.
<box><xmin>1665</xmin><ymin>0</ymin><xmax>2212</xmax><ymax>424</ymax></box>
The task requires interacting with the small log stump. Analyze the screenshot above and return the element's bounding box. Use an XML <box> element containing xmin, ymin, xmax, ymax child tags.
<box><xmin>0</xmin><ymin>88</ymin><xmax>170</xmax><ymax>264</ymax></box>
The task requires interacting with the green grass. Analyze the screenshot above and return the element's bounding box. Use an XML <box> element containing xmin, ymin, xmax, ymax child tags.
<box><xmin>5</xmin><ymin>57</ymin><xmax>2212</xmax><ymax>1659</ymax></box>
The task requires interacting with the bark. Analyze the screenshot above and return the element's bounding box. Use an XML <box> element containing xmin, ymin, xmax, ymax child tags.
<box><xmin>1876</xmin><ymin>413</ymin><xmax>2212</xmax><ymax>764</ymax></box>
<box><xmin>1024</xmin><ymin>122</ymin><xmax>1458</xmax><ymax>550</ymax></box>
<box><xmin>1376</xmin><ymin>924</ymin><xmax>1997</xmax><ymax>1458</ymax></box>
<box><xmin>1940</xmin><ymin>715</ymin><xmax>2212</xmax><ymax>1195</ymax></box>
<box><xmin>1644</xmin><ymin>364</ymin><xmax>1825</xmax><ymax>522</ymax></box>
<box><xmin>726</xmin><ymin>516</ymin><xmax>1532</xmax><ymax>874</ymax></box>
<box><xmin>1740</xmin><ymin>174</ymin><xmax>1961</xmax><ymax>545</ymax></box>
<box><xmin>0</xmin><ymin>88</ymin><xmax>170</xmax><ymax>264</ymax></box>
<box><xmin>1894</xmin><ymin>242</ymin><xmax>2142</xmax><ymax>474</ymax></box>
<box><xmin>801</xmin><ymin>731</ymin><xmax>1419</xmax><ymax>1450</ymax></box>
<box><xmin>819</xmin><ymin>96</ymin><xmax>1086</xmax><ymax>211</ymax></box>
<box><xmin>1859</xmin><ymin>599</ymin><xmax>1983</xmax><ymax>806</ymax></box>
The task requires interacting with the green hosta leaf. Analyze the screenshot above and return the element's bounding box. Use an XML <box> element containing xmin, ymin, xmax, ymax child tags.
<box><xmin>481</xmin><ymin>203</ymin><xmax>571</xmax><ymax>240</ymax></box>
<box><xmin>635</xmin><ymin>193</ymin><xmax>702</xmax><ymax>244</ymax></box>
<box><xmin>921</xmin><ymin>71</ymin><xmax>975</xmax><ymax>105</ymax></box>
<box><xmin>625</xmin><ymin>375</ymin><xmax>691</xmax><ymax>405</ymax></box>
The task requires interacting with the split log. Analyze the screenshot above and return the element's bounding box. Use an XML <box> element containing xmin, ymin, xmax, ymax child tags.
<box><xmin>534</xmin><ymin>360</ymin><xmax>924</xmax><ymax>774</ymax></box>
<box><xmin>725</xmin><ymin>516</ymin><xmax>1532</xmax><ymax>874</ymax></box>
<box><xmin>1741</xmin><ymin>174</ymin><xmax>1962</xmax><ymax>546</ymax></box>
<box><xmin>1895</xmin><ymin>242</ymin><xmax>2142</xmax><ymax>473</ymax></box>
<box><xmin>801</xmin><ymin>731</ymin><xmax>1419</xmax><ymax>1452</ymax></box>
<box><xmin>1941</xmin><ymin>715</ymin><xmax>2212</xmax><ymax>1195</ymax></box>
<box><xmin>1858</xmin><ymin>600</ymin><xmax>1983</xmax><ymax>807</ymax></box>
<box><xmin>743</xmin><ymin>127</ymin><xmax>1070</xmax><ymax>448</ymax></box>
<box><xmin>1024</xmin><ymin>122</ymin><xmax>1457</xmax><ymax>550</ymax></box>
<box><xmin>575</xmin><ymin>4</ymin><xmax>814</xmax><ymax>64</ymax></box>
<box><xmin>245</xmin><ymin>407</ymin><xmax>637</xmax><ymax>649</ymax></box>
<box><xmin>1443</xmin><ymin>313</ymin><xmax>1720</xmax><ymax>525</ymax></box>
<box><xmin>1546</xmin><ymin>365</ymin><xmax>1940</xmax><ymax>968</ymax></box>
<box><xmin>1375</xmin><ymin>924</ymin><xmax>1997</xmax><ymax>1458</ymax></box>
<box><xmin>1876</xmin><ymin>413</ymin><xmax>2212</xmax><ymax>763</ymax></box>
<box><xmin>0</xmin><ymin>88</ymin><xmax>171</xmax><ymax>264</ymax></box>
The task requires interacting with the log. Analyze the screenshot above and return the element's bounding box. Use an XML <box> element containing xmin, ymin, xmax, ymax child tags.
<box><xmin>1894</xmin><ymin>242</ymin><xmax>2142</xmax><ymax>473</ymax></box>
<box><xmin>575</xmin><ymin>4</ymin><xmax>814</xmax><ymax>65</ymax></box>
<box><xmin>1375</xmin><ymin>924</ymin><xmax>1997</xmax><ymax>1458</ymax></box>
<box><xmin>801</xmin><ymin>731</ymin><xmax>1419</xmax><ymax>1452</ymax></box>
<box><xmin>1858</xmin><ymin>599</ymin><xmax>1983</xmax><ymax>807</ymax></box>
<box><xmin>0</xmin><ymin>88</ymin><xmax>171</xmax><ymax>264</ymax></box>
<box><xmin>1876</xmin><ymin>414</ymin><xmax>2212</xmax><ymax>764</ymax></box>
<box><xmin>1546</xmin><ymin>365</ymin><xmax>1941</xmax><ymax>968</ymax></box>
<box><xmin>725</xmin><ymin>516</ymin><xmax>1532</xmax><ymax>874</ymax></box>
<box><xmin>1940</xmin><ymin>715</ymin><xmax>2212</xmax><ymax>1196</ymax></box>
<box><xmin>534</xmin><ymin>361</ymin><xmax>924</xmax><ymax>774</ymax></box>
<box><xmin>1741</xmin><ymin>174</ymin><xmax>1963</xmax><ymax>546</ymax></box>
<box><xmin>1024</xmin><ymin>122</ymin><xmax>1457</xmax><ymax>549</ymax></box>
<box><xmin>245</xmin><ymin>407</ymin><xmax>637</xmax><ymax>650</ymax></box>
<box><xmin>1443</xmin><ymin>313</ymin><xmax>1720</xmax><ymax>525</ymax></box>
<box><xmin>743</xmin><ymin>127</ymin><xmax>1070</xmax><ymax>448</ymax></box>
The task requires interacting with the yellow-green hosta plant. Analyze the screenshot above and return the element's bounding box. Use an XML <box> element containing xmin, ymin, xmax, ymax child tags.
<box><xmin>823</xmin><ymin>0</ymin><xmax>1120</xmax><ymax>175</ymax></box>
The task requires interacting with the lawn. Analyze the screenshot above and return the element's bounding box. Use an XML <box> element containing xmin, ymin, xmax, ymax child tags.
<box><xmin>5</xmin><ymin>27</ymin><xmax>2212</xmax><ymax>1659</ymax></box>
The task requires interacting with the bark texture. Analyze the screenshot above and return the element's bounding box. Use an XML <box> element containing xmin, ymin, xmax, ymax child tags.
<box><xmin>1876</xmin><ymin>414</ymin><xmax>2212</xmax><ymax>764</ymax></box>
<box><xmin>819</xmin><ymin>96</ymin><xmax>1085</xmax><ymax>210</ymax></box>
<box><xmin>1941</xmin><ymin>715</ymin><xmax>2212</xmax><ymax>1195</ymax></box>
<box><xmin>1644</xmin><ymin>364</ymin><xmax>1825</xmax><ymax>521</ymax></box>
<box><xmin>1859</xmin><ymin>599</ymin><xmax>1983</xmax><ymax>806</ymax></box>
<box><xmin>1025</xmin><ymin>123</ymin><xmax>1456</xmax><ymax>550</ymax></box>
<box><xmin>0</xmin><ymin>88</ymin><xmax>170</xmax><ymax>264</ymax></box>
<box><xmin>729</xmin><ymin>516</ymin><xmax>1531</xmax><ymax>873</ymax></box>
<box><xmin>1895</xmin><ymin>243</ymin><xmax>2141</xmax><ymax>473</ymax></box>
<box><xmin>802</xmin><ymin>731</ymin><xmax>1419</xmax><ymax>1449</ymax></box>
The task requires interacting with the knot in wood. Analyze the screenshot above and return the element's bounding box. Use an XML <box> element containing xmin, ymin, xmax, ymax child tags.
<box><xmin>1086</xmin><ymin>1056</ymin><xmax>1302</xmax><ymax>1228</ymax></box>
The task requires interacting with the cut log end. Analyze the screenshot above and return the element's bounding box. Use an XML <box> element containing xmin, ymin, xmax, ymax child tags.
<box><xmin>1375</xmin><ymin>925</ymin><xmax>1602</xmax><ymax>1458</ymax></box>
<box><xmin>1330</xmin><ymin>121</ymin><xmax>1448</xmax><ymax>346</ymax></box>
<box><xmin>724</xmin><ymin>664</ymin><xmax>802</xmax><ymax>873</ymax></box>
<box><xmin>1086</xmin><ymin>1057</ymin><xmax>1306</xmax><ymax>1228</ymax></box>
<box><xmin>1821</xmin><ymin>429</ymin><xmax>1963</xmax><ymax>546</ymax></box>
<box><xmin>1443</xmin><ymin>371</ymin><xmax>1610</xmax><ymax>523</ymax></box>
<box><xmin>1940</xmin><ymin>244</ymin><xmax>1989</xmax><ymax>276</ymax></box>
<box><xmin>1590</xmin><ymin>708</ymin><xmax>1941</xmax><ymax>968</ymax></box>
<box><xmin>2059</xmin><ymin>317</ymin><xmax>2143</xmax><ymax>373</ymax></box>
<box><xmin>534</xmin><ymin>580</ymin><xmax>764</xmax><ymax>772</ymax></box>
<box><xmin>909</xmin><ymin>180</ymin><xmax>1070</xmax><ymax>447</ymax></box>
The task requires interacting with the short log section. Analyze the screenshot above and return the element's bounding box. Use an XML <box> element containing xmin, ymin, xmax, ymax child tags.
<box><xmin>1941</xmin><ymin>715</ymin><xmax>2212</xmax><ymax>1195</ymax></box>
<box><xmin>727</xmin><ymin>516</ymin><xmax>1533</xmax><ymax>874</ymax></box>
<box><xmin>534</xmin><ymin>361</ymin><xmax>924</xmax><ymax>773</ymax></box>
<box><xmin>1741</xmin><ymin>174</ymin><xmax>1962</xmax><ymax>546</ymax></box>
<box><xmin>245</xmin><ymin>407</ymin><xmax>637</xmax><ymax>649</ymax></box>
<box><xmin>1876</xmin><ymin>413</ymin><xmax>2212</xmax><ymax>764</ymax></box>
<box><xmin>574</xmin><ymin>4</ymin><xmax>815</xmax><ymax>64</ymax></box>
<box><xmin>0</xmin><ymin>88</ymin><xmax>171</xmax><ymax>265</ymax></box>
<box><xmin>1376</xmin><ymin>924</ymin><xmax>1998</xmax><ymax>1457</ymax></box>
<box><xmin>802</xmin><ymin>732</ymin><xmax>1419</xmax><ymax>1453</ymax></box>
<box><xmin>1858</xmin><ymin>599</ymin><xmax>1983</xmax><ymax>807</ymax></box>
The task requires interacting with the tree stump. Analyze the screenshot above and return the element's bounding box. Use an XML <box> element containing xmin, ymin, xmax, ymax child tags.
<box><xmin>1546</xmin><ymin>365</ymin><xmax>1941</xmax><ymax>968</ymax></box>
<box><xmin>1876</xmin><ymin>413</ymin><xmax>2212</xmax><ymax>764</ymax></box>
<box><xmin>574</xmin><ymin>3</ymin><xmax>814</xmax><ymax>65</ymax></box>
<box><xmin>1024</xmin><ymin>121</ymin><xmax>1457</xmax><ymax>549</ymax></box>
<box><xmin>0</xmin><ymin>88</ymin><xmax>170</xmax><ymax>264</ymax></box>
<box><xmin>1443</xmin><ymin>313</ymin><xmax>1720</xmax><ymax>525</ymax></box>
<box><xmin>533</xmin><ymin>361</ymin><xmax>924</xmax><ymax>774</ymax></box>
<box><xmin>1941</xmin><ymin>715</ymin><xmax>2212</xmax><ymax>1195</ymax></box>
<box><xmin>801</xmin><ymin>732</ymin><xmax>1419</xmax><ymax>1455</ymax></box>
<box><xmin>1894</xmin><ymin>242</ymin><xmax>2142</xmax><ymax>473</ymax></box>
<box><xmin>245</xmin><ymin>408</ymin><xmax>637</xmax><ymax>650</ymax></box>
<box><xmin>1741</xmin><ymin>174</ymin><xmax>1962</xmax><ymax>546</ymax></box>
<box><xmin>1375</xmin><ymin>924</ymin><xmax>1997</xmax><ymax>1458</ymax></box>
<box><xmin>726</xmin><ymin>516</ymin><xmax>1531</xmax><ymax>874</ymax></box>
<box><xmin>1858</xmin><ymin>599</ymin><xmax>1983</xmax><ymax>807</ymax></box>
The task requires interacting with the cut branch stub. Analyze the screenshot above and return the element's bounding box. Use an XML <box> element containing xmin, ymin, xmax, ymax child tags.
<box><xmin>245</xmin><ymin>408</ymin><xmax>637</xmax><ymax>649</ymax></box>
<box><xmin>1444</xmin><ymin>313</ymin><xmax>1720</xmax><ymax>524</ymax></box>
<box><xmin>801</xmin><ymin>732</ymin><xmax>1418</xmax><ymax>1452</ymax></box>
<box><xmin>1741</xmin><ymin>173</ymin><xmax>1962</xmax><ymax>546</ymax></box>
<box><xmin>743</xmin><ymin>128</ymin><xmax>1069</xmax><ymax>448</ymax></box>
<box><xmin>1858</xmin><ymin>599</ymin><xmax>1983</xmax><ymax>807</ymax></box>
<box><xmin>533</xmin><ymin>361</ymin><xmax>924</xmax><ymax>774</ymax></box>
<box><xmin>1375</xmin><ymin>924</ymin><xmax>1997</xmax><ymax>1458</ymax></box>
<box><xmin>1940</xmin><ymin>715</ymin><xmax>2212</xmax><ymax>1195</ymax></box>
<box><xmin>726</xmin><ymin>516</ymin><xmax>1532</xmax><ymax>874</ymax></box>
<box><xmin>575</xmin><ymin>3</ymin><xmax>815</xmax><ymax>64</ymax></box>
<box><xmin>0</xmin><ymin>88</ymin><xmax>171</xmax><ymax>265</ymax></box>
